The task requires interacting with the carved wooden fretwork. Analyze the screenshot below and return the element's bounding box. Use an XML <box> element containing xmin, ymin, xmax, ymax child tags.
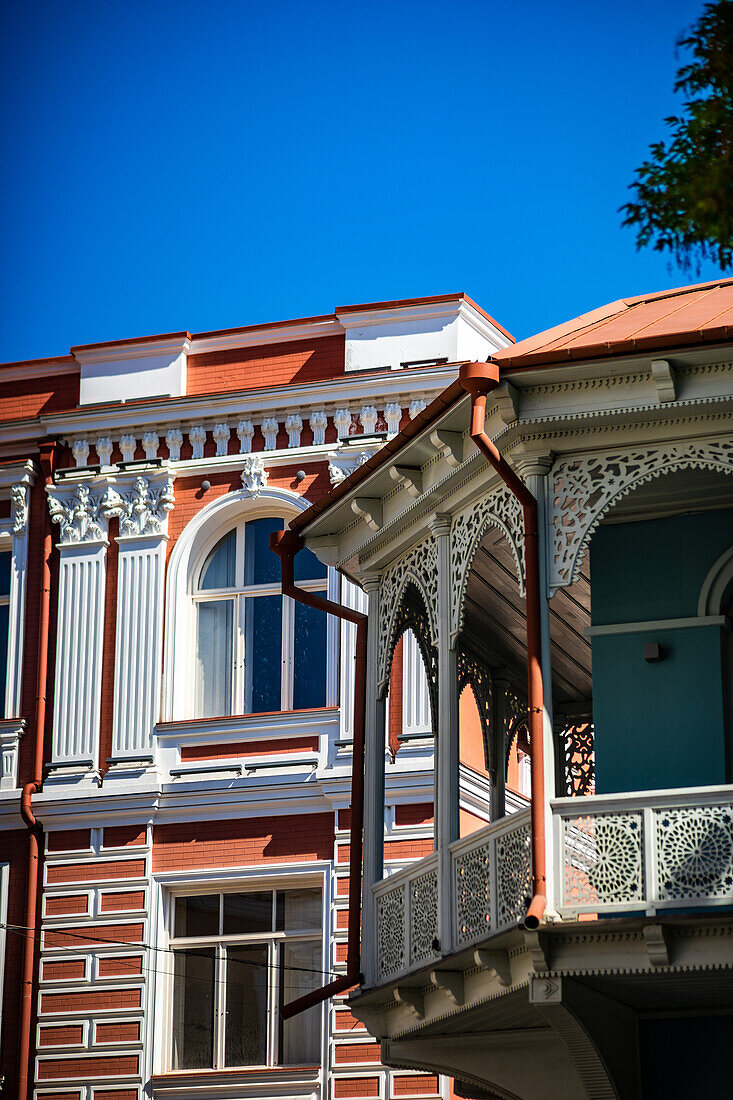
<box><xmin>450</xmin><ymin>486</ymin><xmax>525</xmax><ymax>639</ymax></box>
<box><xmin>504</xmin><ymin>684</ymin><xmax>529</xmax><ymax>766</ymax></box>
<box><xmin>386</xmin><ymin>582</ymin><xmax>438</xmax><ymax>732</ymax></box>
<box><xmin>557</xmin><ymin>719</ymin><xmax>595</xmax><ymax>797</ymax></box>
<box><xmin>378</xmin><ymin>535</ymin><xmax>438</xmax><ymax>691</ymax></box>
<box><xmin>549</xmin><ymin>438</ymin><xmax>733</xmax><ymax>589</ymax></box>
<box><xmin>457</xmin><ymin>643</ymin><xmax>493</xmax><ymax>776</ymax></box>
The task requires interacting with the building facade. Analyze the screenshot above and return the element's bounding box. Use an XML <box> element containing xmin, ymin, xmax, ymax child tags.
<box><xmin>292</xmin><ymin>280</ymin><xmax>733</xmax><ymax>1100</ymax></box>
<box><xmin>0</xmin><ymin>294</ymin><xmax>531</xmax><ymax>1100</ymax></box>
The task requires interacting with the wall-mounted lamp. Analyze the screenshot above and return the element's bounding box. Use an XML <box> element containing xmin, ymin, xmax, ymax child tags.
<box><xmin>644</xmin><ymin>642</ymin><xmax>664</xmax><ymax>663</ymax></box>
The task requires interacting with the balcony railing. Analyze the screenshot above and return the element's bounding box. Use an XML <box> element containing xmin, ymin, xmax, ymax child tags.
<box><xmin>553</xmin><ymin>785</ymin><xmax>733</xmax><ymax>917</ymax></box>
<box><xmin>373</xmin><ymin>809</ymin><xmax>531</xmax><ymax>983</ymax></box>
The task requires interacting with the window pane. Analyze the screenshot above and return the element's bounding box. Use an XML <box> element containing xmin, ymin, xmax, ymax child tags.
<box><xmin>175</xmin><ymin>895</ymin><xmax>220</xmax><ymax>938</ymax></box>
<box><xmin>293</xmin><ymin>601</ymin><xmax>326</xmax><ymax>710</ymax></box>
<box><xmin>294</xmin><ymin>547</ymin><xmax>327</xmax><ymax>582</ymax></box>
<box><xmin>276</xmin><ymin>889</ymin><xmax>321</xmax><ymax>932</ymax></box>
<box><xmin>0</xmin><ymin>553</ymin><xmax>10</xmax><ymax>597</ymax></box>
<box><xmin>244</xmin><ymin>595</ymin><xmax>282</xmax><ymax>714</ymax></box>
<box><xmin>0</xmin><ymin>603</ymin><xmax>8</xmax><ymax>716</ymax></box>
<box><xmin>244</xmin><ymin>517</ymin><xmax>285</xmax><ymax>586</ymax></box>
<box><xmin>279</xmin><ymin>940</ymin><xmax>321</xmax><ymax>1064</ymax></box>
<box><xmin>196</xmin><ymin>600</ymin><xmax>234</xmax><ymax>717</ymax></box>
<box><xmin>200</xmin><ymin>530</ymin><xmax>236</xmax><ymax>590</ymax></box>
<box><xmin>223</xmin><ymin>892</ymin><xmax>273</xmax><ymax>935</ymax></box>
<box><xmin>225</xmin><ymin>945</ymin><xmax>268</xmax><ymax>1066</ymax></box>
<box><xmin>172</xmin><ymin>948</ymin><xmax>215</xmax><ymax>1069</ymax></box>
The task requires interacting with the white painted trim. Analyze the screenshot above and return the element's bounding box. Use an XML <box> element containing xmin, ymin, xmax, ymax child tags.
<box><xmin>585</xmin><ymin>614</ymin><xmax>728</xmax><ymax>636</ymax></box>
<box><xmin>189</xmin><ymin>317</ymin><xmax>342</xmax><ymax>354</ymax></box>
<box><xmin>698</xmin><ymin>544</ymin><xmax>733</xmax><ymax>616</ymax></box>
<box><xmin>0</xmin><ymin>359</ymin><xmax>79</xmax><ymax>383</ymax></box>
<box><xmin>74</xmin><ymin>336</ymin><xmax>190</xmax><ymax>366</ymax></box>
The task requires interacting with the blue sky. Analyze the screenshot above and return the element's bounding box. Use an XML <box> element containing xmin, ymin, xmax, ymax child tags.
<box><xmin>0</xmin><ymin>0</ymin><xmax>725</xmax><ymax>362</ymax></box>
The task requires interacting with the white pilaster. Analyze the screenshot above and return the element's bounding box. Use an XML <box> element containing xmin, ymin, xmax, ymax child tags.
<box><xmin>362</xmin><ymin>576</ymin><xmax>386</xmax><ymax>985</ymax></box>
<box><xmin>6</xmin><ymin>470</ymin><xmax>35</xmax><ymax>719</ymax></box>
<box><xmin>47</xmin><ymin>479</ymin><xmax>110</xmax><ymax>783</ymax></box>
<box><xmin>104</xmin><ymin>472</ymin><xmax>174</xmax><ymax>773</ymax></box>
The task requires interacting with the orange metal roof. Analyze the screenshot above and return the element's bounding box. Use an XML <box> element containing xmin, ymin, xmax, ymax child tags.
<box><xmin>492</xmin><ymin>278</ymin><xmax>733</xmax><ymax>370</ymax></box>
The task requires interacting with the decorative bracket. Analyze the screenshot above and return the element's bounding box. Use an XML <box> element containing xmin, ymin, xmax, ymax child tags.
<box><xmin>351</xmin><ymin>497</ymin><xmax>383</xmax><ymax>530</ymax></box>
<box><xmin>523</xmin><ymin>929</ymin><xmax>551</xmax><ymax>973</ymax></box>
<box><xmin>474</xmin><ymin>949</ymin><xmax>512</xmax><ymax>987</ymax></box>
<box><xmin>430</xmin><ymin>969</ymin><xmax>465</xmax><ymax>1005</ymax></box>
<box><xmin>642</xmin><ymin>923</ymin><xmax>672</xmax><ymax>967</ymax></box>
<box><xmin>494</xmin><ymin>381</ymin><xmax>520</xmax><ymax>426</ymax></box>
<box><xmin>389</xmin><ymin>465</ymin><xmax>423</xmax><ymax>498</ymax></box>
<box><xmin>393</xmin><ymin>986</ymin><xmax>425</xmax><ymax>1019</ymax></box>
<box><xmin>650</xmin><ymin>359</ymin><xmax>677</xmax><ymax>403</ymax></box>
<box><xmin>429</xmin><ymin>428</ymin><xmax>463</xmax><ymax>467</ymax></box>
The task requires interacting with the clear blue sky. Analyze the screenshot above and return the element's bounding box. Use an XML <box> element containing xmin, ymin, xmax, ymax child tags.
<box><xmin>1</xmin><ymin>0</ymin><xmax>725</xmax><ymax>363</ymax></box>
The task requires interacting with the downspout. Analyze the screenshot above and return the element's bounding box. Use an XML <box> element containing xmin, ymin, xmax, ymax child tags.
<box><xmin>18</xmin><ymin>441</ymin><xmax>61</xmax><ymax>1100</ymax></box>
<box><xmin>270</xmin><ymin>528</ymin><xmax>366</xmax><ymax>1017</ymax></box>
<box><xmin>458</xmin><ymin>362</ymin><xmax>547</xmax><ymax>930</ymax></box>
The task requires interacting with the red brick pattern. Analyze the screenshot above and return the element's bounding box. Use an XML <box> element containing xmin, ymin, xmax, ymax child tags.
<box><xmin>95</xmin><ymin>1022</ymin><xmax>141</xmax><ymax>1044</ymax></box>
<box><xmin>334</xmin><ymin>1009</ymin><xmax>366</xmax><ymax>1031</ymax></box>
<box><xmin>47</xmin><ymin>860</ymin><xmax>145</xmax><ymax>885</ymax></box>
<box><xmin>181</xmin><ymin>736</ymin><xmax>319</xmax><ymax>760</ymax></box>
<box><xmin>93</xmin><ymin>1091</ymin><xmax>138</xmax><ymax>1100</ymax></box>
<box><xmin>97</xmin><ymin>956</ymin><xmax>144</xmax><ymax>978</ymax></box>
<box><xmin>334</xmin><ymin>1043</ymin><xmax>382</xmax><ymax>1065</ymax></box>
<box><xmin>44</xmin><ymin>923</ymin><xmax>144</xmax><ymax>949</ymax></box>
<box><xmin>41</xmin><ymin>989</ymin><xmax>142</xmax><ymax>1014</ymax></box>
<box><xmin>41</xmin><ymin>959</ymin><xmax>87</xmax><ymax>982</ymax></box>
<box><xmin>38</xmin><ymin>1093</ymin><xmax>80</xmax><ymax>1100</ymax></box>
<box><xmin>103</xmin><ymin>826</ymin><xmax>147</xmax><ymax>848</ymax></box>
<box><xmin>394</xmin><ymin>803</ymin><xmax>434</xmax><ymax>826</ymax></box>
<box><xmin>337</xmin><ymin>838</ymin><xmax>433</xmax><ymax>864</ymax></box>
<box><xmin>0</xmin><ymin>372</ymin><xmax>78</xmax><ymax>421</ymax></box>
<box><xmin>45</xmin><ymin>895</ymin><xmax>89</xmax><ymax>917</ymax></box>
<box><xmin>393</xmin><ymin>1077</ymin><xmax>440</xmax><ymax>1096</ymax></box>
<box><xmin>334</xmin><ymin>1078</ymin><xmax>380</xmax><ymax>1097</ymax></box>
<box><xmin>99</xmin><ymin>891</ymin><xmax>145</xmax><ymax>913</ymax></box>
<box><xmin>47</xmin><ymin>830</ymin><xmax>91</xmax><ymax>853</ymax></box>
<box><xmin>37</xmin><ymin>1055</ymin><xmax>139</xmax><ymax>1080</ymax></box>
<box><xmin>38</xmin><ymin>1026</ymin><xmax>84</xmax><ymax>1047</ymax></box>
<box><xmin>186</xmin><ymin>335</ymin><xmax>345</xmax><ymax>397</ymax></box>
<box><xmin>152</xmin><ymin>813</ymin><xmax>334</xmax><ymax>870</ymax></box>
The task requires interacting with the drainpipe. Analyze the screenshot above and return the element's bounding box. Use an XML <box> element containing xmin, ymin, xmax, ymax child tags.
<box><xmin>458</xmin><ymin>362</ymin><xmax>547</xmax><ymax>930</ymax></box>
<box><xmin>18</xmin><ymin>441</ymin><xmax>61</xmax><ymax>1100</ymax></box>
<box><xmin>270</xmin><ymin>529</ymin><xmax>366</xmax><ymax>1017</ymax></box>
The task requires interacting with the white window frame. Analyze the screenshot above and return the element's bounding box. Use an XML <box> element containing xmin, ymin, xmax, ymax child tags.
<box><xmin>162</xmin><ymin>486</ymin><xmax>338</xmax><ymax>722</ymax></box>
<box><xmin>193</xmin><ymin>520</ymin><xmax>327</xmax><ymax>717</ymax></box>
<box><xmin>161</xmin><ymin>872</ymin><xmax>328</xmax><ymax>1072</ymax></box>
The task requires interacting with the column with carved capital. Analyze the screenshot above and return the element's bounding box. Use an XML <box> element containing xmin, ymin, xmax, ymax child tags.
<box><xmin>103</xmin><ymin>470</ymin><xmax>175</xmax><ymax>773</ymax></box>
<box><xmin>514</xmin><ymin>451</ymin><xmax>557</xmax><ymax>915</ymax></box>
<box><xmin>361</xmin><ymin>574</ymin><xmax>386</xmax><ymax>985</ymax></box>
<box><xmin>46</xmin><ymin>477</ymin><xmax>110</xmax><ymax>784</ymax></box>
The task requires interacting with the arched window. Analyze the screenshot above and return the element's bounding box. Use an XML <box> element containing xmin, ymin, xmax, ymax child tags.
<box><xmin>192</xmin><ymin>515</ymin><xmax>328</xmax><ymax>718</ymax></box>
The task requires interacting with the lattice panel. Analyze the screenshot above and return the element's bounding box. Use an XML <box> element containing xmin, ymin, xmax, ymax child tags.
<box><xmin>560</xmin><ymin>721</ymin><xmax>595</xmax><ymax>797</ymax></box>
<box><xmin>550</xmin><ymin>439</ymin><xmax>733</xmax><ymax>589</ymax></box>
<box><xmin>457</xmin><ymin>644</ymin><xmax>493</xmax><ymax>774</ymax></box>
<box><xmin>496</xmin><ymin>823</ymin><xmax>532</xmax><ymax>929</ymax></box>
<box><xmin>376</xmin><ymin>885</ymin><xmax>406</xmax><ymax>979</ymax></box>
<box><xmin>454</xmin><ymin>841</ymin><xmax>492</xmax><ymax>944</ymax></box>
<box><xmin>563</xmin><ymin>812</ymin><xmax>644</xmax><ymax>907</ymax></box>
<box><xmin>656</xmin><ymin>805</ymin><xmax>733</xmax><ymax>901</ymax></box>
<box><xmin>451</xmin><ymin>486</ymin><xmax>525</xmax><ymax>636</ymax></box>
<box><xmin>410</xmin><ymin>868</ymin><xmax>439</xmax><ymax>965</ymax></box>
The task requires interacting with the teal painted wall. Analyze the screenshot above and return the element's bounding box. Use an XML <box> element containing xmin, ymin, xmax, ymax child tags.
<box><xmin>590</xmin><ymin>509</ymin><xmax>733</xmax><ymax>794</ymax></box>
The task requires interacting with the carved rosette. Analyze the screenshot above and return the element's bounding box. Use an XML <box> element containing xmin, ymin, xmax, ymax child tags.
<box><xmin>103</xmin><ymin>475</ymin><xmax>175</xmax><ymax>538</ymax></box>
<box><xmin>549</xmin><ymin>438</ymin><xmax>733</xmax><ymax>589</ymax></box>
<box><xmin>48</xmin><ymin>483</ymin><xmax>108</xmax><ymax>544</ymax></box>
<box><xmin>241</xmin><ymin>455</ymin><xmax>268</xmax><ymax>496</ymax></box>
<box><xmin>450</xmin><ymin>485</ymin><xmax>525</xmax><ymax>638</ymax></box>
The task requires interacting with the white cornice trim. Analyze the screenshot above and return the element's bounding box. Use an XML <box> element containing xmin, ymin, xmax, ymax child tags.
<box><xmin>189</xmin><ymin>318</ymin><xmax>343</xmax><ymax>355</ymax></box>
<box><xmin>0</xmin><ymin>359</ymin><xmax>79</xmax><ymax>383</ymax></box>
<box><xmin>74</xmin><ymin>337</ymin><xmax>191</xmax><ymax>366</ymax></box>
<box><xmin>0</xmin><ymin>460</ymin><xmax>37</xmax><ymax>492</ymax></box>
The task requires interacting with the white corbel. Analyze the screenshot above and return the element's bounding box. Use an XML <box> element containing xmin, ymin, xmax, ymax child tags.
<box><xmin>236</xmin><ymin>420</ymin><xmax>254</xmax><ymax>453</ymax></box>
<box><xmin>651</xmin><ymin>359</ymin><xmax>677</xmax><ymax>403</ymax></box>
<box><xmin>388</xmin><ymin>465</ymin><xmax>423</xmax><ymax>498</ymax></box>
<box><xmin>429</xmin><ymin>428</ymin><xmax>463</xmax><ymax>467</ymax></box>
<box><xmin>213</xmin><ymin>423</ymin><xmax>231</xmax><ymax>456</ymax></box>
<box><xmin>189</xmin><ymin>426</ymin><xmax>207</xmax><ymax>459</ymax></box>
<box><xmin>494</xmin><ymin>381</ymin><xmax>520</xmax><ymax>426</ymax></box>
<box><xmin>142</xmin><ymin>431</ymin><xmax>159</xmax><ymax>460</ymax></box>
<box><xmin>165</xmin><ymin>428</ymin><xmax>183</xmax><ymax>462</ymax></box>
<box><xmin>351</xmin><ymin>497</ymin><xmax>382</xmax><ymax>531</ymax></box>
<box><xmin>430</xmin><ymin>969</ymin><xmax>464</xmax><ymax>1005</ymax></box>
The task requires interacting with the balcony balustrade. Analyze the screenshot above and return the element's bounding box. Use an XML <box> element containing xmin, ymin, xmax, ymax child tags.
<box><xmin>553</xmin><ymin>784</ymin><xmax>733</xmax><ymax>917</ymax></box>
<box><xmin>372</xmin><ymin>808</ymin><xmax>531</xmax><ymax>983</ymax></box>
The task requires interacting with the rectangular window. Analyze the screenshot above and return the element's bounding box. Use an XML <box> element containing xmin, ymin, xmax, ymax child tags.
<box><xmin>170</xmin><ymin>887</ymin><xmax>322</xmax><ymax>1069</ymax></box>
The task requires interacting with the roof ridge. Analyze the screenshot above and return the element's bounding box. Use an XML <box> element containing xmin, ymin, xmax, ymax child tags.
<box><xmin>623</xmin><ymin>277</ymin><xmax>733</xmax><ymax>308</ymax></box>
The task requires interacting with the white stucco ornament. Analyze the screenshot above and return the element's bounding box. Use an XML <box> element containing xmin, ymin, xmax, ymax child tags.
<box><xmin>48</xmin><ymin>483</ymin><xmax>107</xmax><ymax>544</ymax></box>
<box><xmin>103</xmin><ymin>476</ymin><xmax>175</xmax><ymax>537</ymax></box>
<box><xmin>11</xmin><ymin>484</ymin><xmax>28</xmax><ymax>534</ymax></box>
<box><xmin>241</xmin><ymin>455</ymin><xmax>268</xmax><ymax>496</ymax></box>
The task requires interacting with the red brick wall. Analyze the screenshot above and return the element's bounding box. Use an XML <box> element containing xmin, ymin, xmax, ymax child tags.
<box><xmin>186</xmin><ymin>335</ymin><xmax>345</xmax><ymax>396</ymax></box>
<box><xmin>152</xmin><ymin>812</ymin><xmax>334</xmax><ymax>870</ymax></box>
<box><xmin>0</xmin><ymin>372</ymin><xmax>79</xmax><ymax>420</ymax></box>
<box><xmin>181</xmin><ymin>736</ymin><xmax>319</xmax><ymax>760</ymax></box>
<box><xmin>1</xmin><ymin>831</ymin><xmax>37</xmax><ymax>1097</ymax></box>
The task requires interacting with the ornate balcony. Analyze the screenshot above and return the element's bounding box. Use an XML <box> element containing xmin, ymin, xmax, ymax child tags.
<box><xmin>553</xmin><ymin>784</ymin><xmax>733</xmax><ymax>918</ymax></box>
